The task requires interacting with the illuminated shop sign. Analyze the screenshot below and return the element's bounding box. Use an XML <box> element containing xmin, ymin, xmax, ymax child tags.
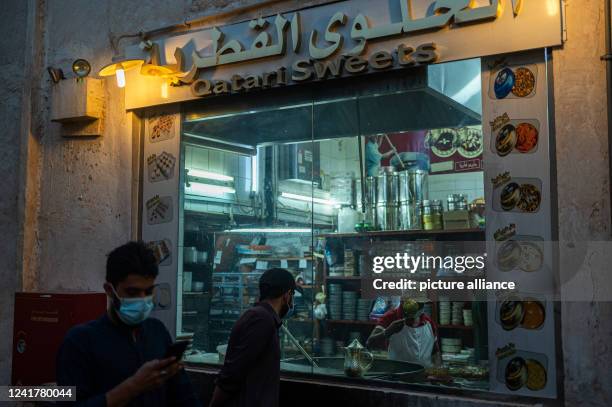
<box><xmin>124</xmin><ymin>0</ymin><xmax>563</xmax><ymax>108</ymax></box>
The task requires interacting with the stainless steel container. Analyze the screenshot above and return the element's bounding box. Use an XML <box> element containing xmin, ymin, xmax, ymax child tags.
<box><xmin>400</xmin><ymin>201</ymin><xmax>422</xmax><ymax>230</ymax></box>
<box><xmin>402</xmin><ymin>170</ymin><xmax>429</xmax><ymax>202</ymax></box>
<box><xmin>365</xmin><ymin>177</ymin><xmax>377</xmax><ymax>206</ymax></box>
<box><xmin>377</xmin><ymin>167</ymin><xmax>399</xmax><ymax>204</ymax></box>
<box><xmin>376</xmin><ymin>203</ymin><xmax>399</xmax><ymax>231</ymax></box>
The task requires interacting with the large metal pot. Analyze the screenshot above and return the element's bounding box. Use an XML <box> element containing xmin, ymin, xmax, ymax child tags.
<box><xmin>377</xmin><ymin>167</ymin><xmax>400</xmax><ymax>204</ymax></box>
<box><xmin>399</xmin><ymin>170</ymin><xmax>429</xmax><ymax>203</ymax></box>
<box><xmin>399</xmin><ymin>201</ymin><xmax>422</xmax><ymax>230</ymax></box>
<box><xmin>376</xmin><ymin>203</ymin><xmax>399</xmax><ymax>230</ymax></box>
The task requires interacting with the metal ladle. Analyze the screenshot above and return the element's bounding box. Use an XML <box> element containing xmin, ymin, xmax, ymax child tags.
<box><xmin>281</xmin><ymin>323</ymin><xmax>319</xmax><ymax>368</ymax></box>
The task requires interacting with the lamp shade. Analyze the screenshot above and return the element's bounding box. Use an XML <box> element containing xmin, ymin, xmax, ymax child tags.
<box><xmin>98</xmin><ymin>57</ymin><xmax>144</xmax><ymax>77</ymax></box>
<box><xmin>140</xmin><ymin>63</ymin><xmax>175</xmax><ymax>77</ymax></box>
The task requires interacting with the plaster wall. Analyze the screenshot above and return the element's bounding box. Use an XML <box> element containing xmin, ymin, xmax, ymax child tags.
<box><xmin>552</xmin><ymin>1</ymin><xmax>612</xmax><ymax>406</ymax></box>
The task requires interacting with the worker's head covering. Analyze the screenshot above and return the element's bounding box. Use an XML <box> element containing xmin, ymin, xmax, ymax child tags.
<box><xmin>402</xmin><ymin>299</ymin><xmax>421</xmax><ymax>318</ymax></box>
<box><xmin>401</xmin><ymin>297</ymin><xmax>430</xmax><ymax>318</ymax></box>
<box><xmin>259</xmin><ymin>268</ymin><xmax>302</xmax><ymax>300</ymax></box>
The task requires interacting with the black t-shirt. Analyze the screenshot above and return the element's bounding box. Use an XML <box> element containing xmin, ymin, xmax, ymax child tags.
<box><xmin>56</xmin><ymin>314</ymin><xmax>200</xmax><ymax>407</ymax></box>
<box><xmin>216</xmin><ymin>302</ymin><xmax>282</xmax><ymax>407</ymax></box>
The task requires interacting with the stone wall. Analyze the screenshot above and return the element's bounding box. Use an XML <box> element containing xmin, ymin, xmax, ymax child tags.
<box><xmin>0</xmin><ymin>0</ymin><xmax>34</xmax><ymax>386</ymax></box>
<box><xmin>552</xmin><ymin>0</ymin><xmax>612</xmax><ymax>406</ymax></box>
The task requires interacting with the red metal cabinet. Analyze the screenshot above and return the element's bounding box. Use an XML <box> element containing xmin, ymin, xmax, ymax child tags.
<box><xmin>11</xmin><ymin>292</ymin><xmax>107</xmax><ymax>385</ymax></box>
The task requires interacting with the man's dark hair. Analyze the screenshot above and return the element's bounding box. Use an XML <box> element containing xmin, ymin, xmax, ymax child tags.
<box><xmin>259</xmin><ymin>268</ymin><xmax>296</xmax><ymax>301</ymax></box>
<box><xmin>106</xmin><ymin>241</ymin><xmax>159</xmax><ymax>286</ymax></box>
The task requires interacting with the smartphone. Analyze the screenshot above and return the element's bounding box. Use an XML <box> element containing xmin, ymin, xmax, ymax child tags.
<box><xmin>165</xmin><ymin>340</ymin><xmax>190</xmax><ymax>360</ymax></box>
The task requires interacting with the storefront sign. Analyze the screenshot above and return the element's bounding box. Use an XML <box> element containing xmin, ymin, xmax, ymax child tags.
<box><xmin>125</xmin><ymin>0</ymin><xmax>563</xmax><ymax>109</ymax></box>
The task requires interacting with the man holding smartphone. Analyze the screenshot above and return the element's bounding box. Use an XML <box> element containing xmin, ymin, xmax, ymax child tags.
<box><xmin>56</xmin><ymin>241</ymin><xmax>200</xmax><ymax>407</ymax></box>
<box><xmin>208</xmin><ymin>268</ymin><xmax>299</xmax><ymax>407</ymax></box>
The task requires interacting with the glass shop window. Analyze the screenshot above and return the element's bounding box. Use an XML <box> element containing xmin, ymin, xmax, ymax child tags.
<box><xmin>178</xmin><ymin>58</ymin><xmax>489</xmax><ymax>392</ymax></box>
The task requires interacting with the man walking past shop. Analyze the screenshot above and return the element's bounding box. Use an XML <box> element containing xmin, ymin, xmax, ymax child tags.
<box><xmin>208</xmin><ymin>268</ymin><xmax>299</xmax><ymax>407</ymax></box>
<box><xmin>56</xmin><ymin>241</ymin><xmax>200</xmax><ymax>407</ymax></box>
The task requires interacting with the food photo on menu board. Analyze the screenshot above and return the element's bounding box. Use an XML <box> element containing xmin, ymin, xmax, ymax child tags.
<box><xmin>146</xmin><ymin>195</ymin><xmax>174</xmax><ymax>225</ymax></box>
<box><xmin>491</xmin><ymin>113</ymin><xmax>540</xmax><ymax>156</ymax></box>
<box><xmin>147</xmin><ymin>151</ymin><xmax>177</xmax><ymax>182</ymax></box>
<box><xmin>380</xmin><ymin>127</ymin><xmax>484</xmax><ymax>174</ymax></box>
<box><xmin>491</xmin><ymin>172</ymin><xmax>542</xmax><ymax>213</ymax></box>
<box><xmin>496</xmin><ymin>294</ymin><xmax>546</xmax><ymax>331</ymax></box>
<box><xmin>496</xmin><ymin>344</ymin><xmax>548</xmax><ymax>393</ymax></box>
<box><xmin>148</xmin><ymin>113</ymin><xmax>175</xmax><ymax>142</ymax></box>
<box><xmin>494</xmin><ymin>224</ymin><xmax>545</xmax><ymax>274</ymax></box>
<box><xmin>490</xmin><ymin>64</ymin><xmax>538</xmax><ymax>100</ymax></box>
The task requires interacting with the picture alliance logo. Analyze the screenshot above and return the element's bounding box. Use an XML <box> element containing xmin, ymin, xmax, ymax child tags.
<box><xmin>371</xmin><ymin>253</ymin><xmax>487</xmax><ymax>274</ymax></box>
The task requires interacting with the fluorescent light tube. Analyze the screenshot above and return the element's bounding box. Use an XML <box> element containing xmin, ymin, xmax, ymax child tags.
<box><xmin>187</xmin><ymin>169</ymin><xmax>234</xmax><ymax>182</ymax></box>
<box><xmin>223</xmin><ymin>228</ymin><xmax>311</xmax><ymax>233</ymax></box>
<box><xmin>280</xmin><ymin>192</ymin><xmax>337</xmax><ymax>206</ymax></box>
<box><xmin>187</xmin><ymin>182</ymin><xmax>235</xmax><ymax>196</ymax></box>
<box><xmin>251</xmin><ymin>155</ymin><xmax>258</xmax><ymax>193</ymax></box>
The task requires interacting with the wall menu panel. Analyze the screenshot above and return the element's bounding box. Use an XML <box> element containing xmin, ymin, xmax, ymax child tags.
<box><xmin>482</xmin><ymin>50</ymin><xmax>557</xmax><ymax>398</ymax></box>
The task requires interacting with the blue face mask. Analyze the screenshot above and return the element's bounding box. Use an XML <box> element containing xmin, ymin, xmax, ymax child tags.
<box><xmin>282</xmin><ymin>293</ymin><xmax>295</xmax><ymax>320</ymax></box>
<box><xmin>111</xmin><ymin>287</ymin><xmax>154</xmax><ymax>326</ymax></box>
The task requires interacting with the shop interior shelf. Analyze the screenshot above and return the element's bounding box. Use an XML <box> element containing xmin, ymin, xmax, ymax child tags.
<box><xmin>316</xmin><ymin>228</ymin><xmax>485</xmax><ymax>239</ymax></box>
<box><xmin>438</xmin><ymin>324</ymin><xmax>474</xmax><ymax>331</ymax></box>
<box><xmin>325</xmin><ymin>319</ymin><xmax>378</xmax><ymax>325</ymax></box>
<box><xmin>325</xmin><ymin>276</ymin><xmax>362</xmax><ymax>281</ymax></box>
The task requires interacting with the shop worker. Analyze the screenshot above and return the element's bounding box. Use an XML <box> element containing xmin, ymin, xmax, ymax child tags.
<box><xmin>209</xmin><ymin>268</ymin><xmax>300</xmax><ymax>407</ymax></box>
<box><xmin>366</xmin><ymin>298</ymin><xmax>439</xmax><ymax>367</ymax></box>
<box><xmin>365</xmin><ymin>134</ymin><xmax>397</xmax><ymax>176</ymax></box>
<box><xmin>56</xmin><ymin>241</ymin><xmax>200</xmax><ymax>407</ymax></box>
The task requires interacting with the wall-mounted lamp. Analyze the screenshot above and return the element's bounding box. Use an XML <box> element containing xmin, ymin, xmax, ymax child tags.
<box><xmin>72</xmin><ymin>59</ymin><xmax>91</xmax><ymax>80</ymax></box>
<box><xmin>47</xmin><ymin>67</ymin><xmax>64</xmax><ymax>84</ymax></box>
<box><xmin>98</xmin><ymin>56</ymin><xmax>144</xmax><ymax>88</ymax></box>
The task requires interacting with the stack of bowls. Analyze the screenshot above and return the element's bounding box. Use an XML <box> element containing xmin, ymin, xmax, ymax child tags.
<box><xmin>438</xmin><ymin>299</ymin><xmax>451</xmax><ymax>325</ymax></box>
<box><xmin>463</xmin><ymin>309</ymin><xmax>473</xmax><ymax>327</ymax></box>
<box><xmin>357</xmin><ymin>298</ymin><xmax>372</xmax><ymax>321</ymax></box>
<box><xmin>336</xmin><ymin>340</ymin><xmax>346</xmax><ymax>355</ymax></box>
<box><xmin>320</xmin><ymin>338</ymin><xmax>335</xmax><ymax>356</ymax></box>
<box><xmin>441</xmin><ymin>337</ymin><xmax>462</xmax><ymax>354</ymax></box>
<box><xmin>342</xmin><ymin>291</ymin><xmax>357</xmax><ymax>320</ymax></box>
<box><xmin>328</xmin><ymin>284</ymin><xmax>343</xmax><ymax>320</ymax></box>
<box><xmin>452</xmin><ymin>302</ymin><xmax>464</xmax><ymax>325</ymax></box>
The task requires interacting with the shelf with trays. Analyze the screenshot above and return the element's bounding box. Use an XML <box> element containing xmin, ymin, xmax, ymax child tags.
<box><xmin>438</xmin><ymin>324</ymin><xmax>474</xmax><ymax>331</ymax></box>
<box><xmin>325</xmin><ymin>276</ymin><xmax>362</xmax><ymax>281</ymax></box>
<box><xmin>325</xmin><ymin>319</ymin><xmax>378</xmax><ymax>326</ymax></box>
<box><xmin>316</xmin><ymin>228</ymin><xmax>485</xmax><ymax>239</ymax></box>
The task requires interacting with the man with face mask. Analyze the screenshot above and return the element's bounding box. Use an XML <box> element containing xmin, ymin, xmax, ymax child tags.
<box><xmin>56</xmin><ymin>241</ymin><xmax>200</xmax><ymax>407</ymax></box>
<box><xmin>209</xmin><ymin>268</ymin><xmax>300</xmax><ymax>407</ymax></box>
<box><xmin>366</xmin><ymin>298</ymin><xmax>439</xmax><ymax>367</ymax></box>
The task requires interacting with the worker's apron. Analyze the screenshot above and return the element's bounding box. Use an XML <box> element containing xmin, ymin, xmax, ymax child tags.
<box><xmin>388</xmin><ymin>322</ymin><xmax>435</xmax><ymax>367</ymax></box>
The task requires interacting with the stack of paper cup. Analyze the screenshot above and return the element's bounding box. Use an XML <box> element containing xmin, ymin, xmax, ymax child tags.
<box><xmin>451</xmin><ymin>302</ymin><xmax>464</xmax><ymax>325</ymax></box>
<box><xmin>463</xmin><ymin>309</ymin><xmax>473</xmax><ymax>327</ymax></box>
<box><xmin>438</xmin><ymin>299</ymin><xmax>450</xmax><ymax>325</ymax></box>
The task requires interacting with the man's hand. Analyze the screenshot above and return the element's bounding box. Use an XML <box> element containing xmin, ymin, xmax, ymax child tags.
<box><xmin>106</xmin><ymin>357</ymin><xmax>182</xmax><ymax>407</ymax></box>
<box><xmin>384</xmin><ymin>319</ymin><xmax>406</xmax><ymax>338</ymax></box>
<box><xmin>128</xmin><ymin>357</ymin><xmax>182</xmax><ymax>394</ymax></box>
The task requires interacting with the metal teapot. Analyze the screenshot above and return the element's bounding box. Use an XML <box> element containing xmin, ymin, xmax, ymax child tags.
<box><xmin>343</xmin><ymin>339</ymin><xmax>374</xmax><ymax>377</ymax></box>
